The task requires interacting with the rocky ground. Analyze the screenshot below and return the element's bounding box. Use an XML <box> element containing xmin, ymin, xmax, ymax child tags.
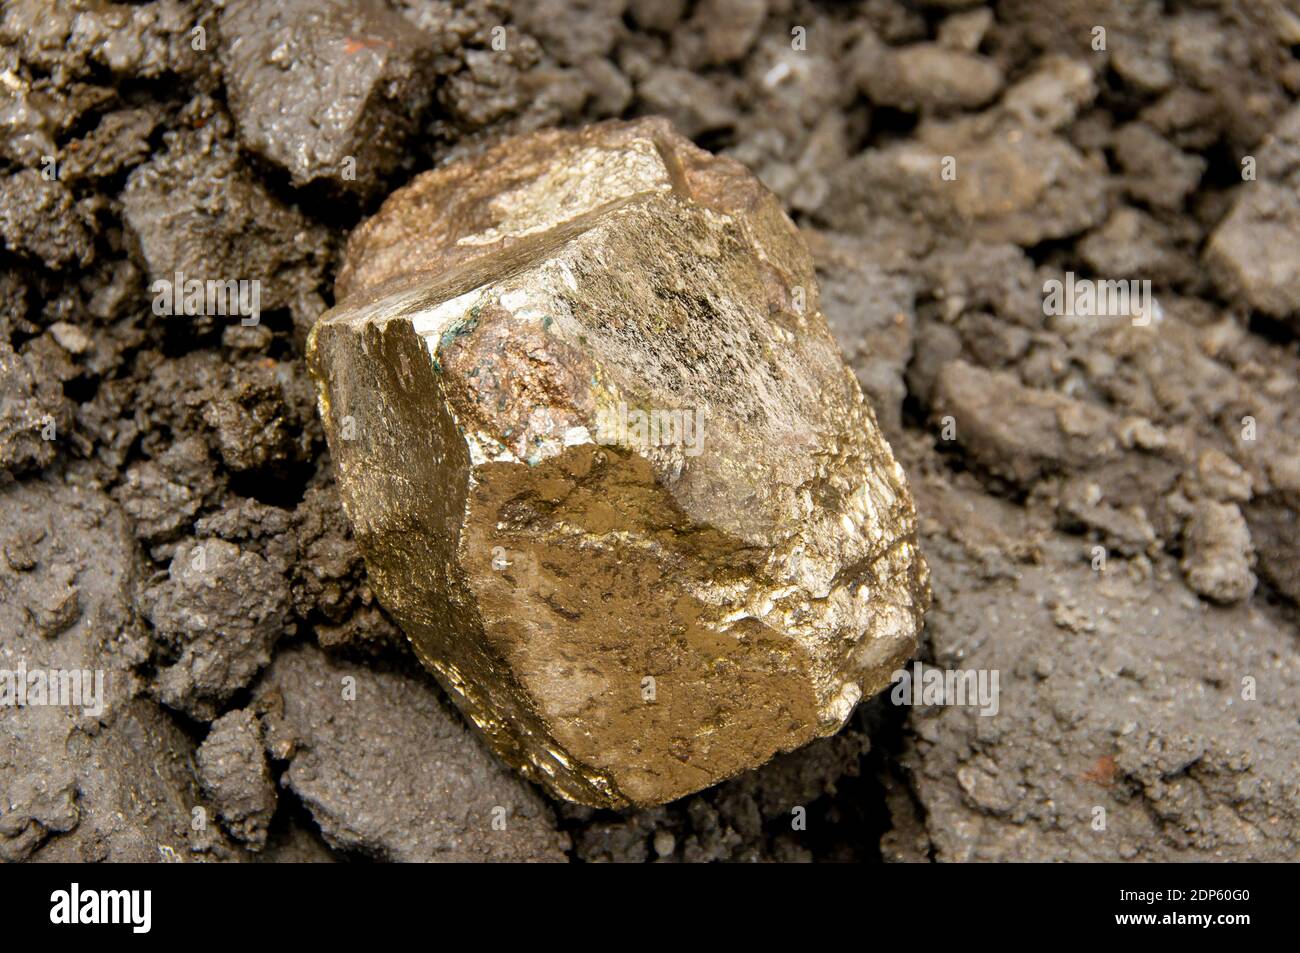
<box><xmin>1</xmin><ymin>0</ymin><xmax>1298</xmax><ymax>862</ymax></box>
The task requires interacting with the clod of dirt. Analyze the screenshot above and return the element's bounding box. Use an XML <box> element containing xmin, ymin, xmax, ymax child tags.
<box><xmin>932</xmin><ymin>361</ymin><xmax>1120</xmax><ymax>486</ymax></box>
<box><xmin>0</xmin><ymin>341</ymin><xmax>72</xmax><ymax>477</ymax></box>
<box><xmin>0</xmin><ymin>170</ymin><xmax>95</xmax><ymax>270</ymax></box>
<box><xmin>1179</xmin><ymin>499</ymin><xmax>1257</xmax><ymax>605</ymax></box>
<box><xmin>849</xmin><ymin>33</ymin><xmax>1005</xmax><ymax>112</ymax></box>
<box><xmin>114</xmin><ymin>436</ymin><xmax>227</xmax><ymax>544</ymax></box>
<box><xmin>681</xmin><ymin>0</ymin><xmax>766</xmax><ymax>67</ymax></box>
<box><xmin>823</xmin><ymin>114</ymin><xmax>1108</xmax><ymax>246</ymax></box>
<box><xmin>0</xmin><ymin>480</ymin><xmax>239</xmax><ymax>862</ymax></box>
<box><xmin>255</xmin><ymin>643</ymin><xmax>570</xmax><ymax>862</ymax></box>
<box><xmin>1204</xmin><ymin>103</ymin><xmax>1300</xmax><ymax>322</ymax></box>
<box><xmin>138</xmin><ymin>538</ymin><xmax>291</xmax><ymax>720</ymax></box>
<box><xmin>1205</xmin><ymin>183</ymin><xmax>1300</xmax><ymax>323</ymax></box>
<box><xmin>218</xmin><ymin>0</ymin><xmax>440</xmax><ymax>196</ymax></box>
<box><xmin>636</xmin><ymin>68</ymin><xmax>738</xmax><ymax>139</ymax></box>
<box><xmin>196</xmin><ymin>708</ymin><xmax>277</xmax><ymax>850</ymax></box>
<box><xmin>1111</xmin><ymin>121</ymin><xmax>1206</xmax><ymax>211</ymax></box>
<box><xmin>121</xmin><ymin>105</ymin><xmax>331</xmax><ymax>337</ymax></box>
<box><xmin>59</xmin><ymin>108</ymin><xmax>159</xmax><ymax>183</ymax></box>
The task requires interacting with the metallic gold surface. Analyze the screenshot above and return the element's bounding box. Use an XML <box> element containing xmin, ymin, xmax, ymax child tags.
<box><xmin>307</xmin><ymin>118</ymin><xmax>929</xmax><ymax>808</ymax></box>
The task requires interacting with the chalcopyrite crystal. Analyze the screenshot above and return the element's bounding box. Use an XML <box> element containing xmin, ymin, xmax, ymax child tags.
<box><xmin>307</xmin><ymin>118</ymin><xmax>929</xmax><ymax>808</ymax></box>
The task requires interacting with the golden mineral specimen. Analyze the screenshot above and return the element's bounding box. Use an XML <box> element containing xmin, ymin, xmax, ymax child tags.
<box><xmin>307</xmin><ymin>118</ymin><xmax>929</xmax><ymax>808</ymax></box>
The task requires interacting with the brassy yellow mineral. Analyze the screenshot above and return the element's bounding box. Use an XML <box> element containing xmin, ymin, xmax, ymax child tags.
<box><xmin>307</xmin><ymin>118</ymin><xmax>929</xmax><ymax>808</ymax></box>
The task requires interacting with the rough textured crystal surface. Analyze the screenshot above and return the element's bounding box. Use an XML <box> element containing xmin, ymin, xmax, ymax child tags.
<box><xmin>307</xmin><ymin>118</ymin><xmax>929</xmax><ymax>808</ymax></box>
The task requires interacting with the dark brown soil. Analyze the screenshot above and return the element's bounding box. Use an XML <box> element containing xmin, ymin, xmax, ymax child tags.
<box><xmin>1</xmin><ymin>0</ymin><xmax>1297</xmax><ymax>862</ymax></box>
